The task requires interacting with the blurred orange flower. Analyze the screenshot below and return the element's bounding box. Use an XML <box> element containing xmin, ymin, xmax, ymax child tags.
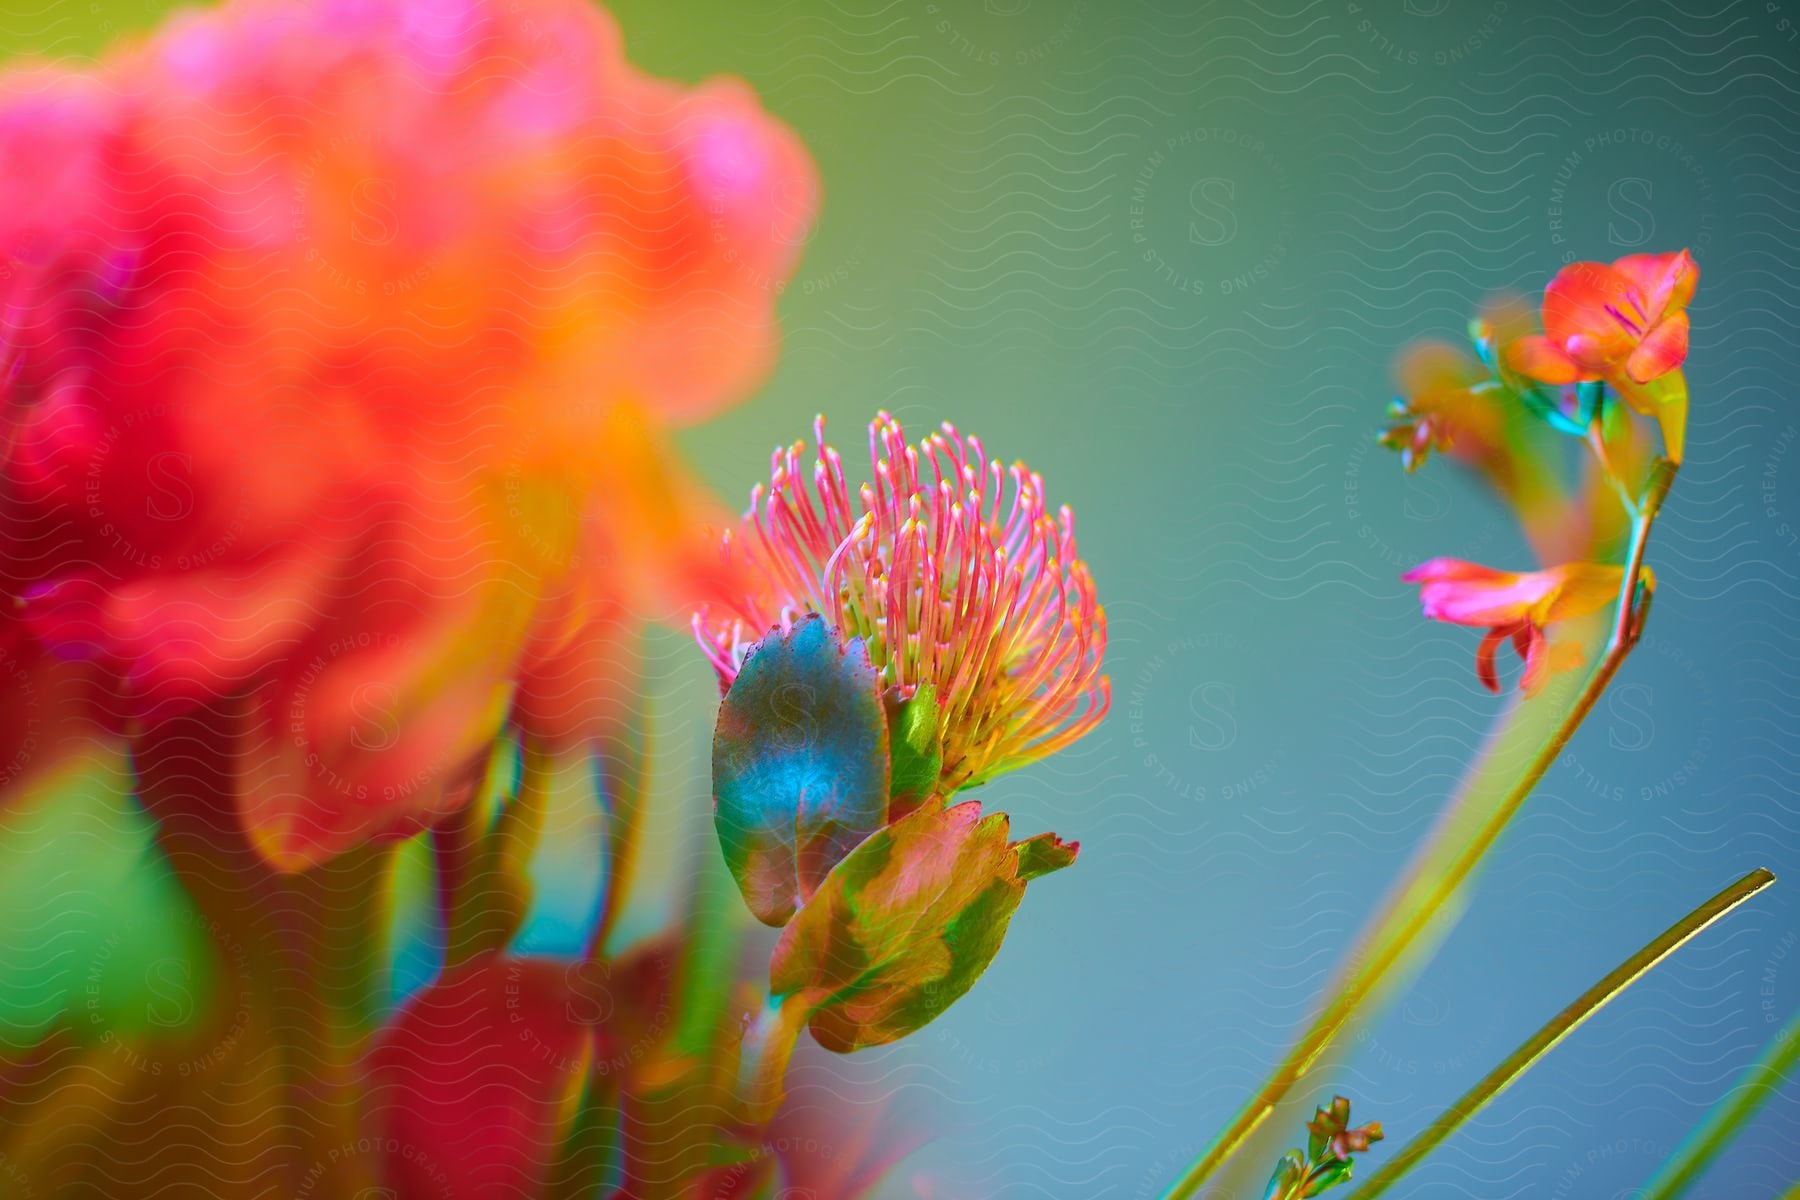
<box><xmin>0</xmin><ymin>0</ymin><xmax>817</xmax><ymax>868</ymax></box>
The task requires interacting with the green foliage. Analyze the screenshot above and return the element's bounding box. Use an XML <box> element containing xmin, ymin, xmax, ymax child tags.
<box><xmin>768</xmin><ymin>797</ymin><xmax>1072</xmax><ymax>1052</ymax></box>
<box><xmin>0</xmin><ymin>753</ymin><xmax>213</xmax><ymax>1043</ymax></box>
<box><xmin>883</xmin><ymin>682</ymin><xmax>942</xmax><ymax>816</ymax></box>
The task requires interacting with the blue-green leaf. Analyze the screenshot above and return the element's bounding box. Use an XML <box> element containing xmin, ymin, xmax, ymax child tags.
<box><xmin>712</xmin><ymin>615</ymin><xmax>890</xmax><ymax>926</ymax></box>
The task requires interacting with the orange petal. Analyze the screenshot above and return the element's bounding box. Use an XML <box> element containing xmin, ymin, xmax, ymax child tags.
<box><xmin>1538</xmin><ymin>561</ymin><xmax>1626</xmax><ymax>625</ymax></box>
<box><xmin>581</xmin><ymin>402</ymin><xmax>747</xmax><ymax>625</ymax></box>
<box><xmin>1507</xmin><ymin>334</ymin><xmax>1588</xmax><ymax>385</ymax></box>
<box><xmin>1396</xmin><ymin>341</ymin><xmax>1485</xmax><ymax>398</ymax></box>
<box><xmin>1562</xmin><ymin>335</ymin><xmax>1614</xmax><ymax>373</ymax></box>
<box><xmin>1475</xmin><ymin>627</ymin><xmax>1507</xmax><ymax>693</ymax></box>
<box><xmin>513</xmin><ymin>594</ymin><xmax>639</xmax><ymax>754</ymax></box>
<box><xmin>1516</xmin><ymin>625</ymin><xmax>1549</xmax><ymax>695</ymax></box>
<box><xmin>1402</xmin><ymin>557</ymin><xmax>1514</xmax><ymax>585</ymax></box>
<box><xmin>239</xmin><ymin>655</ymin><xmax>515</xmax><ymax>872</ymax></box>
<box><xmin>1613</xmin><ymin>249</ymin><xmax>1697</xmax><ymax>319</ymax></box>
<box><xmin>1625</xmin><ymin>311</ymin><xmax>1689</xmax><ymax>383</ymax></box>
<box><xmin>1541</xmin><ymin>261</ymin><xmax>1638</xmax><ymax>360</ymax></box>
<box><xmin>1473</xmin><ymin>293</ymin><xmax>1539</xmax><ymax>351</ymax></box>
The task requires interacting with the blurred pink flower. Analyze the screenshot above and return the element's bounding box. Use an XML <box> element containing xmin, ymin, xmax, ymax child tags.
<box><xmin>363</xmin><ymin>955</ymin><xmax>615</xmax><ymax>1198</ymax></box>
<box><xmin>0</xmin><ymin>0</ymin><xmax>817</xmax><ymax>868</ymax></box>
<box><xmin>1403</xmin><ymin>558</ymin><xmax>1624</xmax><ymax>694</ymax></box>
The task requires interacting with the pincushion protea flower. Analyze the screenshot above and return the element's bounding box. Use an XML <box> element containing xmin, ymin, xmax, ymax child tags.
<box><xmin>699</xmin><ymin>414</ymin><xmax>1104</xmax><ymax>1094</ymax></box>
<box><xmin>695</xmin><ymin>412</ymin><xmax>1108</xmax><ymax>793</ymax></box>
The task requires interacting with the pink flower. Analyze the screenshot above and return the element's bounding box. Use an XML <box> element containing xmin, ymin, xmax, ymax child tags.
<box><xmin>0</xmin><ymin>0</ymin><xmax>817</xmax><ymax>868</ymax></box>
<box><xmin>694</xmin><ymin>413</ymin><xmax>1108</xmax><ymax>792</ymax></box>
<box><xmin>1402</xmin><ymin>558</ymin><xmax>1625</xmax><ymax>694</ymax></box>
<box><xmin>364</xmin><ymin>952</ymin><xmax>678</xmax><ymax>1198</ymax></box>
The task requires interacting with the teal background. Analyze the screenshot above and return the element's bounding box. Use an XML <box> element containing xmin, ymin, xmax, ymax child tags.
<box><xmin>6</xmin><ymin>0</ymin><xmax>1800</xmax><ymax>1194</ymax></box>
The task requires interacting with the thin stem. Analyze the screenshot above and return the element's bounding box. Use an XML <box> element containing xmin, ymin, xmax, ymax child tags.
<box><xmin>734</xmin><ymin>990</ymin><xmax>818</xmax><ymax>1125</ymax></box>
<box><xmin>1609</xmin><ymin>458</ymin><xmax>1674</xmax><ymax>652</ymax></box>
<box><xmin>546</xmin><ymin>1078</ymin><xmax>622</xmax><ymax>1200</ymax></box>
<box><xmin>1637</xmin><ymin>998</ymin><xmax>1800</xmax><ymax>1199</ymax></box>
<box><xmin>1347</xmin><ymin>868</ymin><xmax>1777</xmax><ymax>1199</ymax></box>
<box><xmin>1161</xmin><ymin>463</ymin><xmax>1677</xmax><ymax>1200</ymax></box>
<box><xmin>670</xmin><ymin>846</ymin><xmax>744</xmax><ymax>1061</ymax></box>
<box><xmin>283</xmin><ymin>840</ymin><xmax>395</xmax><ymax>1194</ymax></box>
<box><xmin>1163</xmin><ymin>620</ymin><xmax>1629</xmax><ymax>1196</ymax></box>
<box><xmin>1587</xmin><ymin>419</ymin><xmax>1639</xmax><ymax>520</ymax></box>
<box><xmin>583</xmin><ymin>701</ymin><xmax>650</xmax><ymax>964</ymax></box>
<box><xmin>435</xmin><ymin>739</ymin><xmax>553</xmax><ymax>965</ymax></box>
<box><xmin>433</xmin><ymin>734</ymin><xmax>520</xmax><ymax>967</ymax></box>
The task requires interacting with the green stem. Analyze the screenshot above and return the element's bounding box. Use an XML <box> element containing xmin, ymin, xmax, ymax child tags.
<box><xmin>546</xmin><ymin>1078</ymin><xmax>621</xmax><ymax>1200</ymax></box>
<box><xmin>671</xmin><ymin>833</ymin><xmax>745</xmax><ymax>1062</ymax></box>
<box><xmin>434</xmin><ymin>738</ymin><xmax>551</xmax><ymax>966</ymax></box>
<box><xmin>137</xmin><ymin>719</ymin><xmax>391</xmax><ymax>1194</ymax></box>
<box><xmin>281</xmin><ymin>841</ymin><xmax>394</xmax><ymax>1194</ymax></box>
<box><xmin>584</xmin><ymin>702</ymin><xmax>650</xmax><ymax>964</ymax></box>
<box><xmin>734</xmin><ymin>991</ymin><xmax>817</xmax><ymax>1125</ymax></box>
<box><xmin>1637</xmin><ymin>998</ymin><xmax>1800</xmax><ymax>1198</ymax></box>
<box><xmin>1347</xmin><ymin>868</ymin><xmax>1777</xmax><ymax>1199</ymax></box>
<box><xmin>1587</xmin><ymin>418</ymin><xmax>1640</xmax><ymax>520</ymax></box>
<box><xmin>1162</xmin><ymin>461</ymin><xmax>1678</xmax><ymax>1200</ymax></box>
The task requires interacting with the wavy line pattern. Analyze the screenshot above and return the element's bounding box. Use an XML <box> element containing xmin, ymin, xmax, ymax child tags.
<box><xmin>5</xmin><ymin>0</ymin><xmax>1800</xmax><ymax>1195</ymax></box>
<box><xmin>651</xmin><ymin>0</ymin><xmax>1800</xmax><ymax>1194</ymax></box>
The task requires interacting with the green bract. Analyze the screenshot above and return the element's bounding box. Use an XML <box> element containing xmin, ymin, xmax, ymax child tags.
<box><xmin>768</xmin><ymin>797</ymin><xmax>1076</xmax><ymax>1052</ymax></box>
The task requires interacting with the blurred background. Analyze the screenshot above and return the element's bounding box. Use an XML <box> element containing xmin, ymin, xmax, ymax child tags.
<box><xmin>3</xmin><ymin>0</ymin><xmax>1797</xmax><ymax>1194</ymax></box>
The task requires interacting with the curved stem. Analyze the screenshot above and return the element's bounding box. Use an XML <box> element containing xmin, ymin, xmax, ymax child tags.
<box><xmin>434</xmin><ymin>737</ymin><xmax>552</xmax><ymax>966</ymax></box>
<box><xmin>1348</xmin><ymin>868</ymin><xmax>1776</xmax><ymax>1200</ymax></box>
<box><xmin>1587</xmin><ymin>419</ymin><xmax>1640</xmax><ymax>520</ymax></box>
<box><xmin>734</xmin><ymin>990</ymin><xmax>817</xmax><ymax>1125</ymax></box>
<box><xmin>1161</xmin><ymin>460</ymin><xmax>1678</xmax><ymax>1200</ymax></box>
<box><xmin>583</xmin><ymin>698</ymin><xmax>650</xmax><ymax>964</ymax></box>
<box><xmin>1637</xmin><ymin>998</ymin><xmax>1800</xmax><ymax>1199</ymax></box>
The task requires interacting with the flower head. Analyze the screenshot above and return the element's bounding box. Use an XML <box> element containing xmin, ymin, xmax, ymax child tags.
<box><xmin>1507</xmin><ymin>250</ymin><xmax>1697</xmax><ymax>461</ymax></box>
<box><xmin>0</xmin><ymin>0</ymin><xmax>816</xmax><ymax>867</ymax></box>
<box><xmin>1305</xmin><ymin>1096</ymin><xmax>1384</xmax><ymax>1164</ymax></box>
<box><xmin>1402</xmin><ymin>558</ymin><xmax>1625</xmax><ymax>694</ymax></box>
<box><xmin>1509</xmin><ymin>251</ymin><xmax>1696</xmax><ymax>386</ymax></box>
<box><xmin>696</xmin><ymin>413</ymin><xmax>1107</xmax><ymax>793</ymax></box>
<box><xmin>1263</xmin><ymin>1096</ymin><xmax>1384</xmax><ymax>1200</ymax></box>
<box><xmin>1381</xmin><ymin>341</ymin><xmax>1508</xmax><ymax>474</ymax></box>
